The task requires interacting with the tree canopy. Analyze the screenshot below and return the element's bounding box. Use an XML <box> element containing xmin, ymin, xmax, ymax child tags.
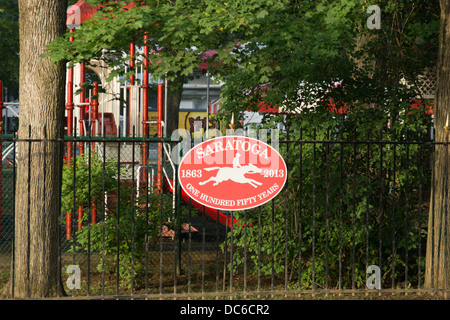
<box><xmin>0</xmin><ymin>0</ymin><xmax>19</xmax><ymax>99</ymax></box>
<box><xmin>46</xmin><ymin>0</ymin><xmax>439</xmax><ymax>131</ymax></box>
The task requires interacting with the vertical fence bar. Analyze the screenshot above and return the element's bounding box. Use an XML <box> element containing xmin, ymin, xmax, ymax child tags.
<box><xmin>271</xmin><ymin>199</ymin><xmax>275</xmax><ymax>296</ymax></box>
<box><xmin>26</xmin><ymin>126</ymin><xmax>31</xmax><ymax>298</ymax></box>
<box><xmin>325</xmin><ymin>128</ymin><xmax>330</xmax><ymax>292</ymax></box>
<box><xmin>11</xmin><ymin>131</ymin><xmax>16</xmax><ymax>298</ymax></box>
<box><xmin>131</xmin><ymin>127</ymin><xmax>136</xmax><ymax>296</ymax></box>
<box><xmin>391</xmin><ymin>134</ymin><xmax>397</xmax><ymax>290</ymax></box>
<box><xmin>284</xmin><ymin>127</ymin><xmax>290</xmax><ymax>294</ymax></box>
<box><xmin>178</xmin><ymin>174</ymin><xmax>183</xmax><ymax>295</ymax></box>
<box><xmin>57</xmin><ymin>134</ymin><xmax>63</xmax><ymax>298</ymax></box>
<box><xmin>338</xmin><ymin>129</ymin><xmax>343</xmax><ymax>293</ymax></box>
<box><xmin>365</xmin><ymin>130</ymin><xmax>370</xmax><ymax>295</ymax></box>
<box><xmin>87</xmin><ymin>124</ymin><xmax>92</xmax><ymax>296</ymax></box>
<box><xmin>145</xmin><ymin>127</ymin><xmax>150</xmax><ymax>296</ymax></box>
<box><xmin>216</xmin><ymin>209</ymin><xmax>220</xmax><ymax>297</ymax></box>
<box><xmin>379</xmin><ymin>129</ymin><xmax>384</xmax><ymax>279</ymax></box>
<box><xmin>159</xmin><ymin>168</ymin><xmax>164</xmax><ymax>296</ymax></box>
<box><xmin>443</xmin><ymin>128</ymin><xmax>449</xmax><ymax>299</ymax></box>
<box><xmin>230</xmin><ymin>210</ymin><xmax>234</xmax><ymax>298</ymax></box>
<box><xmin>116</xmin><ymin>135</ymin><xmax>121</xmax><ymax>295</ymax></box>
<box><xmin>222</xmin><ymin>211</ymin><xmax>228</xmax><ymax>293</ymax></box>
<box><xmin>202</xmin><ymin>205</ymin><xmax>206</xmax><ymax>297</ymax></box>
<box><xmin>429</xmin><ymin>133</ymin><xmax>434</xmax><ymax>294</ymax></box>
<box><xmin>351</xmin><ymin>128</ymin><xmax>357</xmax><ymax>292</ymax></box>
<box><xmin>258</xmin><ymin>130</ymin><xmax>263</xmax><ymax>296</ymax></box>
<box><xmin>41</xmin><ymin>126</ymin><xmax>47</xmax><ymax>297</ymax></box>
<box><xmin>430</xmin><ymin>128</ymin><xmax>436</xmax><ymax>290</ymax></box>
<box><xmin>257</xmin><ymin>206</ymin><xmax>262</xmax><ymax>296</ymax></box>
<box><xmin>244</xmin><ymin>210</ymin><xmax>248</xmax><ymax>297</ymax></box>
<box><xmin>101</xmin><ymin>127</ymin><xmax>106</xmax><ymax>297</ymax></box>
<box><xmin>188</xmin><ymin>198</ymin><xmax>192</xmax><ymax>297</ymax></box>
<box><xmin>298</xmin><ymin>128</ymin><xmax>303</xmax><ymax>293</ymax></box>
<box><xmin>174</xmin><ymin>165</ymin><xmax>179</xmax><ymax>296</ymax></box>
<box><xmin>405</xmin><ymin>131</ymin><xmax>410</xmax><ymax>293</ymax></box>
<box><xmin>417</xmin><ymin>139</ymin><xmax>423</xmax><ymax>291</ymax></box>
<box><xmin>312</xmin><ymin>127</ymin><xmax>316</xmax><ymax>292</ymax></box>
<box><xmin>71</xmin><ymin>122</ymin><xmax>77</xmax><ymax>297</ymax></box>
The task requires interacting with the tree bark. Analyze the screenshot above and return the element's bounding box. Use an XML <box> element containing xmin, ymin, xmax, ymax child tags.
<box><xmin>166</xmin><ymin>76</ymin><xmax>184</xmax><ymax>137</ymax></box>
<box><xmin>1</xmin><ymin>0</ymin><xmax>67</xmax><ymax>298</ymax></box>
<box><xmin>424</xmin><ymin>0</ymin><xmax>450</xmax><ymax>292</ymax></box>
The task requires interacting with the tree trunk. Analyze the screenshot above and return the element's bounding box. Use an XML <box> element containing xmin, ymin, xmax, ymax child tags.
<box><xmin>1</xmin><ymin>0</ymin><xmax>67</xmax><ymax>298</ymax></box>
<box><xmin>424</xmin><ymin>0</ymin><xmax>450</xmax><ymax>293</ymax></box>
<box><xmin>166</xmin><ymin>77</ymin><xmax>184</xmax><ymax>137</ymax></box>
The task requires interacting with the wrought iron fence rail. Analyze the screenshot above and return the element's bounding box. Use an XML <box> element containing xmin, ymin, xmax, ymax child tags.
<box><xmin>40</xmin><ymin>288</ymin><xmax>450</xmax><ymax>300</ymax></box>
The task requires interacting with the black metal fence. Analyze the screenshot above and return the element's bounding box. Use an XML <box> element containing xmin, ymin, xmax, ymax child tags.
<box><xmin>0</xmin><ymin>126</ymin><xmax>448</xmax><ymax>299</ymax></box>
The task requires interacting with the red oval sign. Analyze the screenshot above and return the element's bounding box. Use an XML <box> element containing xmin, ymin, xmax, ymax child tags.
<box><xmin>178</xmin><ymin>136</ymin><xmax>287</xmax><ymax>211</ymax></box>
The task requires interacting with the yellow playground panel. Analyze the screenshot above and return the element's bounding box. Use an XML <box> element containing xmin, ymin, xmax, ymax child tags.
<box><xmin>148</xmin><ymin>111</ymin><xmax>220</xmax><ymax>138</ymax></box>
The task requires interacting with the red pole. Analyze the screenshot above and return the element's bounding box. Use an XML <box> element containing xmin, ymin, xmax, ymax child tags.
<box><xmin>91</xmin><ymin>82</ymin><xmax>99</xmax><ymax>139</ymax></box>
<box><xmin>66</xmin><ymin>213</ymin><xmax>72</xmax><ymax>240</ymax></box>
<box><xmin>66</xmin><ymin>29</ymin><xmax>75</xmax><ymax>146</ymax></box>
<box><xmin>157</xmin><ymin>83</ymin><xmax>164</xmax><ymax>192</ymax></box>
<box><xmin>77</xmin><ymin>62</ymin><xmax>86</xmax><ymax>229</ymax></box>
<box><xmin>158</xmin><ymin>84</ymin><xmax>164</xmax><ymax>139</ymax></box>
<box><xmin>142</xmin><ymin>34</ymin><xmax>149</xmax><ymax>180</ymax></box>
<box><xmin>129</xmin><ymin>43</ymin><xmax>136</xmax><ymax>85</ymax></box>
<box><xmin>66</xmin><ymin>30</ymin><xmax>75</xmax><ymax>239</ymax></box>
<box><xmin>91</xmin><ymin>82</ymin><xmax>99</xmax><ymax>224</ymax></box>
<box><xmin>78</xmin><ymin>62</ymin><xmax>86</xmax><ymax>154</ymax></box>
<box><xmin>128</xmin><ymin>43</ymin><xmax>135</xmax><ymax>137</ymax></box>
<box><xmin>91</xmin><ymin>202</ymin><xmax>97</xmax><ymax>224</ymax></box>
<box><xmin>77</xmin><ymin>205</ymin><xmax>83</xmax><ymax>231</ymax></box>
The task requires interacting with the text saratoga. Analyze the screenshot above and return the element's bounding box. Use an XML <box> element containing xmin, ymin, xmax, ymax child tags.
<box><xmin>195</xmin><ymin>139</ymin><xmax>269</xmax><ymax>160</ymax></box>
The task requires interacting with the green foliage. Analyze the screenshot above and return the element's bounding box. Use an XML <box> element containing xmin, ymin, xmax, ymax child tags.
<box><xmin>0</xmin><ymin>0</ymin><xmax>19</xmax><ymax>98</ymax></box>
<box><xmin>217</xmin><ymin>0</ymin><xmax>439</xmax><ymax>124</ymax></box>
<box><xmin>62</xmin><ymin>151</ymin><xmax>173</xmax><ymax>288</ymax></box>
<box><xmin>227</xmin><ymin>112</ymin><xmax>432</xmax><ymax>290</ymax></box>
<box><xmin>73</xmin><ymin>182</ymin><xmax>172</xmax><ymax>289</ymax></box>
<box><xmin>61</xmin><ymin>152</ymin><xmax>116</xmax><ymax>213</ymax></box>
<box><xmin>45</xmin><ymin>1</ymin><xmax>439</xmax><ymax>131</ymax></box>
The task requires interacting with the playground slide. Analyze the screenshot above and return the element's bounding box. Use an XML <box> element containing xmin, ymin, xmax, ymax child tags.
<box><xmin>166</xmin><ymin>180</ymin><xmax>238</xmax><ymax>228</ymax></box>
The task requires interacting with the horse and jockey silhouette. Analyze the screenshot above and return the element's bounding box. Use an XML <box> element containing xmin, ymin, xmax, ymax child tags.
<box><xmin>198</xmin><ymin>153</ymin><xmax>263</xmax><ymax>188</ymax></box>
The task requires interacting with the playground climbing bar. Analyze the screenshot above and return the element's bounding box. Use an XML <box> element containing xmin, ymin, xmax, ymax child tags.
<box><xmin>142</xmin><ymin>34</ymin><xmax>150</xmax><ymax>180</ymax></box>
